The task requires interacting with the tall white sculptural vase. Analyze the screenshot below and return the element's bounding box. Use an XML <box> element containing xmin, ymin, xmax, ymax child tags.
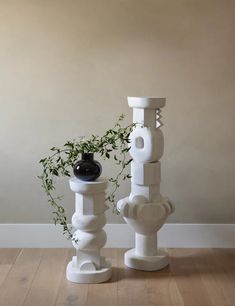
<box><xmin>117</xmin><ymin>97</ymin><xmax>174</xmax><ymax>271</ymax></box>
<box><xmin>66</xmin><ymin>177</ymin><xmax>112</xmax><ymax>283</ymax></box>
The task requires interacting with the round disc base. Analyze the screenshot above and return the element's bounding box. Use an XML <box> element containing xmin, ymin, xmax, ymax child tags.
<box><xmin>124</xmin><ymin>248</ymin><xmax>169</xmax><ymax>271</ymax></box>
<box><xmin>66</xmin><ymin>260</ymin><xmax>112</xmax><ymax>284</ymax></box>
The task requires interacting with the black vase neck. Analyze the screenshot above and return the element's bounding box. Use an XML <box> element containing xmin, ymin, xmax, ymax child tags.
<box><xmin>81</xmin><ymin>153</ymin><xmax>94</xmax><ymax>161</ymax></box>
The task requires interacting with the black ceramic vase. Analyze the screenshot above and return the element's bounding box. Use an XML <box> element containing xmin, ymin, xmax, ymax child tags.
<box><xmin>73</xmin><ymin>153</ymin><xmax>102</xmax><ymax>181</ymax></box>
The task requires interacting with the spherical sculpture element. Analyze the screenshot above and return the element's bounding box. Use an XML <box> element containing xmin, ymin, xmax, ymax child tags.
<box><xmin>72</xmin><ymin>230</ymin><xmax>107</xmax><ymax>250</ymax></box>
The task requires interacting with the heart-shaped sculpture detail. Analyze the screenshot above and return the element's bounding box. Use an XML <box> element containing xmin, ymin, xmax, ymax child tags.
<box><xmin>124</xmin><ymin>199</ymin><xmax>174</xmax><ymax>235</ymax></box>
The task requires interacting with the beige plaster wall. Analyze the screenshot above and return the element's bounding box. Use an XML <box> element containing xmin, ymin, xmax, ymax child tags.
<box><xmin>0</xmin><ymin>0</ymin><xmax>234</xmax><ymax>223</ymax></box>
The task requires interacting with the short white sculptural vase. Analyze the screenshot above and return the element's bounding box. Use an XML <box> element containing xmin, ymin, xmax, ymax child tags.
<box><xmin>117</xmin><ymin>97</ymin><xmax>175</xmax><ymax>271</ymax></box>
<box><xmin>66</xmin><ymin>177</ymin><xmax>112</xmax><ymax>283</ymax></box>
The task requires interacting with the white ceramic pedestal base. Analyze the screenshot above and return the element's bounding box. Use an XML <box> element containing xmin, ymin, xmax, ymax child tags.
<box><xmin>124</xmin><ymin>248</ymin><xmax>169</xmax><ymax>271</ymax></box>
<box><xmin>66</xmin><ymin>256</ymin><xmax>112</xmax><ymax>284</ymax></box>
<box><xmin>117</xmin><ymin>97</ymin><xmax>174</xmax><ymax>272</ymax></box>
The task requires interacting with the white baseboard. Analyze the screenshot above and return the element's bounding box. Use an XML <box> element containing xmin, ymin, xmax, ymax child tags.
<box><xmin>0</xmin><ymin>223</ymin><xmax>235</xmax><ymax>248</ymax></box>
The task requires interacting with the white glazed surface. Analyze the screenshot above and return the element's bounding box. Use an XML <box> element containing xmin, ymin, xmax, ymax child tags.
<box><xmin>67</xmin><ymin>178</ymin><xmax>112</xmax><ymax>283</ymax></box>
<box><xmin>129</xmin><ymin>127</ymin><xmax>164</xmax><ymax>163</ymax></box>
<box><xmin>118</xmin><ymin>96</ymin><xmax>174</xmax><ymax>271</ymax></box>
<box><xmin>128</xmin><ymin>97</ymin><xmax>166</xmax><ymax>109</ymax></box>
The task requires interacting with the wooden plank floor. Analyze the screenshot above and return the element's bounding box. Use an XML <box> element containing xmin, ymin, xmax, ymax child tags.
<box><xmin>0</xmin><ymin>248</ymin><xmax>234</xmax><ymax>306</ymax></box>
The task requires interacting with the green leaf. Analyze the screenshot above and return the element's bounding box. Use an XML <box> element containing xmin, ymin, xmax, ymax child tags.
<box><xmin>39</xmin><ymin>158</ymin><xmax>46</xmax><ymax>163</ymax></box>
<box><xmin>38</xmin><ymin>114</ymin><xmax>137</xmax><ymax>243</ymax></box>
<box><xmin>52</xmin><ymin>169</ymin><xmax>58</xmax><ymax>176</ymax></box>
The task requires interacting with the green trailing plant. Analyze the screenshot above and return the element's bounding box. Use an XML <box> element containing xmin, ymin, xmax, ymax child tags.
<box><xmin>38</xmin><ymin>115</ymin><xmax>136</xmax><ymax>241</ymax></box>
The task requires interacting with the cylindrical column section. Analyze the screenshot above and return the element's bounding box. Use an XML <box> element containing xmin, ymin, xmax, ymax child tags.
<box><xmin>135</xmin><ymin>233</ymin><xmax>158</xmax><ymax>256</ymax></box>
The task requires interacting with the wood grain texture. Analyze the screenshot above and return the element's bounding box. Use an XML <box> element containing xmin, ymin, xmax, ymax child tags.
<box><xmin>0</xmin><ymin>248</ymin><xmax>234</xmax><ymax>306</ymax></box>
<box><xmin>116</xmin><ymin>248</ymin><xmax>149</xmax><ymax>306</ymax></box>
<box><xmin>209</xmin><ymin>248</ymin><xmax>235</xmax><ymax>305</ymax></box>
<box><xmin>145</xmin><ymin>263</ymin><xmax>184</xmax><ymax>306</ymax></box>
<box><xmin>86</xmin><ymin>249</ymin><xmax>118</xmax><ymax>306</ymax></box>
<box><xmin>54</xmin><ymin>249</ymin><xmax>88</xmax><ymax>306</ymax></box>
<box><xmin>0</xmin><ymin>249</ymin><xmax>21</xmax><ymax>287</ymax></box>
<box><xmin>192</xmin><ymin>248</ymin><xmax>229</xmax><ymax>306</ymax></box>
<box><xmin>23</xmin><ymin>249</ymin><xmax>68</xmax><ymax>306</ymax></box>
<box><xmin>0</xmin><ymin>249</ymin><xmax>43</xmax><ymax>306</ymax></box>
<box><xmin>169</xmin><ymin>248</ymin><xmax>214</xmax><ymax>306</ymax></box>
